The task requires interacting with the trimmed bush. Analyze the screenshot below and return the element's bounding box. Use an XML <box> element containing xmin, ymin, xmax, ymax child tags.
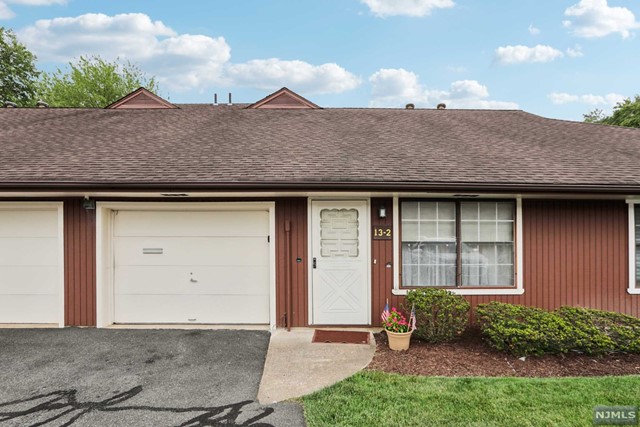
<box><xmin>405</xmin><ymin>289</ymin><xmax>470</xmax><ymax>343</ymax></box>
<box><xmin>477</xmin><ymin>302</ymin><xmax>640</xmax><ymax>356</ymax></box>
<box><xmin>476</xmin><ymin>302</ymin><xmax>574</xmax><ymax>356</ymax></box>
<box><xmin>556</xmin><ymin>306</ymin><xmax>640</xmax><ymax>354</ymax></box>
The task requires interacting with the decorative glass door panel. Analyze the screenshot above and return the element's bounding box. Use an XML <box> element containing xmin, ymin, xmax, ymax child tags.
<box><xmin>320</xmin><ymin>208</ymin><xmax>359</xmax><ymax>258</ymax></box>
<box><xmin>311</xmin><ymin>201</ymin><xmax>369</xmax><ymax>325</ymax></box>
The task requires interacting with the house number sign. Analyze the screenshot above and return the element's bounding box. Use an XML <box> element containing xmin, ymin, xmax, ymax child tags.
<box><xmin>372</xmin><ymin>226</ymin><xmax>392</xmax><ymax>240</ymax></box>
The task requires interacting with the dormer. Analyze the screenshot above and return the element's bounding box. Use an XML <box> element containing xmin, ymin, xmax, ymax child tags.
<box><xmin>106</xmin><ymin>87</ymin><xmax>178</xmax><ymax>109</ymax></box>
<box><xmin>247</xmin><ymin>87</ymin><xmax>320</xmax><ymax>109</ymax></box>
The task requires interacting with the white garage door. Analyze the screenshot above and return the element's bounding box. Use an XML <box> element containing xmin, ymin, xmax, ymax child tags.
<box><xmin>113</xmin><ymin>210</ymin><xmax>270</xmax><ymax>324</ymax></box>
<box><xmin>0</xmin><ymin>206</ymin><xmax>61</xmax><ymax>324</ymax></box>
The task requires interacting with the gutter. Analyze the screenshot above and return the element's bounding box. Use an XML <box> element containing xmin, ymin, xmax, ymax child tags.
<box><xmin>0</xmin><ymin>181</ymin><xmax>640</xmax><ymax>195</ymax></box>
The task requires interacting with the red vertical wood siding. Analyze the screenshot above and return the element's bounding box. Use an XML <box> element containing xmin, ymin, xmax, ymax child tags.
<box><xmin>371</xmin><ymin>198</ymin><xmax>404</xmax><ymax>326</ymax></box>
<box><xmin>64</xmin><ymin>199</ymin><xmax>96</xmax><ymax>326</ymax></box>
<box><xmin>275</xmin><ymin>198</ymin><xmax>308</xmax><ymax>327</ymax></box>
<box><xmin>64</xmin><ymin>197</ymin><xmax>306</xmax><ymax>328</ymax></box>
<box><xmin>58</xmin><ymin>196</ymin><xmax>639</xmax><ymax>328</ymax></box>
<box><xmin>371</xmin><ymin>199</ymin><xmax>638</xmax><ymax>322</ymax></box>
<box><xmin>503</xmin><ymin>199</ymin><xmax>636</xmax><ymax>317</ymax></box>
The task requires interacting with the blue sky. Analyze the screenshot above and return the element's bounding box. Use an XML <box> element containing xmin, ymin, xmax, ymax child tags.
<box><xmin>1</xmin><ymin>0</ymin><xmax>639</xmax><ymax>120</ymax></box>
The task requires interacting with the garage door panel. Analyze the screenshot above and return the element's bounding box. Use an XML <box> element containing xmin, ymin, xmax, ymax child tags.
<box><xmin>114</xmin><ymin>265</ymin><xmax>269</xmax><ymax>295</ymax></box>
<box><xmin>114</xmin><ymin>294</ymin><xmax>269</xmax><ymax>324</ymax></box>
<box><xmin>0</xmin><ymin>238</ymin><xmax>59</xmax><ymax>266</ymax></box>
<box><xmin>0</xmin><ymin>206</ymin><xmax>61</xmax><ymax>325</ymax></box>
<box><xmin>0</xmin><ymin>295</ymin><xmax>58</xmax><ymax>323</ymax></box>
<box><xmin>114</xmin><ymin>237</ymin><xmax>269</xmax><ymax>266</ymax></box>
<box><xmin>0</xmin><ymin>266</ymin><xmax>59</xmax><ymax>294</ymax></box>
<box><xmin>115</xmin><ymin>211</ymin><xmax>269</xmax><ymax>237</ymax></box>
<box><xmin>0</xmin><ymin>210</ymin><xmax>58</xmax><ymax>237</ymax></box>
<box><xmin>112</xmin><ymin>208</ymin><xmax>271</xmax><ymax>325</ymax></box>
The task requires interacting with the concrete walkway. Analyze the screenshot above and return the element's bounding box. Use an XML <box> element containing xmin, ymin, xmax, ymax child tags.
<box><xmin>257</xmin><ymin>329</ymin><xmax>377</xmax><ymax>404</ymax></box>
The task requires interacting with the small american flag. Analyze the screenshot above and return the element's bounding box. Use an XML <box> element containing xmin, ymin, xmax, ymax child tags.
<box><xmin>381</xmin><ymin>299</ymin><xmax>390</xmax><ymax>323</ymax></box>
<box><xmin>409</xmin><ymin>304</ymin><xmax>416</xmax><ymax>331</ymax></box>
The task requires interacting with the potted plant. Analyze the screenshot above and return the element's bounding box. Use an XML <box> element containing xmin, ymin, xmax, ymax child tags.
<box><xmin>382</xmin><ymin>304</ymin><xmax>415</xmax><ymax>351</ymax></box>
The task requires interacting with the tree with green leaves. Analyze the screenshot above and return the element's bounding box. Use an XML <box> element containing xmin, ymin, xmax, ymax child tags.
<box><xmin>584</xmin><ymin>96</ymin><xmax>640</xmax><ymax>128</ymax></box>
<box><xmin>38</xmin><ymin>55</ymin><xmax>160</xmax><ymax>107</ymax></box>
<box><xmin>0</xmin><ymin>27</ymin><xmax>40</xmax><ymax>106</ymax></box>
<box><xmin>583</xmin><ymin>108</ymin><xmax>605</xmax><ymax>124</ymax></box>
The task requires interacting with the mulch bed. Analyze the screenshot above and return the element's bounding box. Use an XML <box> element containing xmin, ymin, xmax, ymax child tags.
<box><xmin>367</xmin><ymin>329</ymin><xmax>640</xmax><ymax>377</ymax></box>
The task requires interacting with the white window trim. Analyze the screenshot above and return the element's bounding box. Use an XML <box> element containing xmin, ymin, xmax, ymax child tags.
<box><xmin>627</xmin><ymin>201</ymin><xmax>640</xmax><ymax>294</ymax></box>
<box><xmin>392</xmin><ymin>196</ymin><xmax>524</xmax><ymax>296</ymax></box>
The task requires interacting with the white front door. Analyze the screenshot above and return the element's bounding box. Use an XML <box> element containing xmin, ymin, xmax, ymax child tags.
<box><xmin>311</xmin><ymin>200</ymin><xmax>369</xmax><ymax>325</ymax></box>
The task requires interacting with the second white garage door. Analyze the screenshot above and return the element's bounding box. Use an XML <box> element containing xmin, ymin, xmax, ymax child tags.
<box><xmin>0</xmin><ymin>205</ymin><xmax>61</xmax><ymax>325</ymax></box>
<box><xmin>113</xmin><ymin>210</ymin><xmax>270</xmax><ymax>324</ymax></box>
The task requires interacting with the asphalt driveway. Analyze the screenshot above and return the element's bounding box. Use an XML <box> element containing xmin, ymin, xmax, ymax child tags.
<box><xmin>0</xmin><ymin>329</ymin><xmax>305</xmax><ymax>426</ymax></box>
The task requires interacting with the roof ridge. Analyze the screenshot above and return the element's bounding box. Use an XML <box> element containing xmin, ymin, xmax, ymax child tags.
<box><xmin>519</xmin><ymin>110</ymin><xmax>640</xmax><ymax>131</ymax></box>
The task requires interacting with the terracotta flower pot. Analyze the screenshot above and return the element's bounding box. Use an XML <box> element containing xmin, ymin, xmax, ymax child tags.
<box><xmin>386</xmin><ymin>330</ymin><xmax>413</xmax><ymax>351</ymax></box>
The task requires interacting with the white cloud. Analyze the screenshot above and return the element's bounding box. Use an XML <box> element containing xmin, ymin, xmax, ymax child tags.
<box><xmin>17</xmin><ymin>13</ymin><xmax>360</xmax><ymax>94</ymax></box>
<box><xmin>368</xmin><ymin>68</ymin><xmax>518</xmax><ymax>109</ymax></box>
<box><xmin>563</xmin><ymin>0</ymin><xmax>640</xmax><ymax>39</ymax></box>
<box><xmin>18</xmin><ymin>13</ymin><xmax>230</xmax><ymax>91</ymax></box>
<box><xmin>566</xmin><ymin>45</ymin><xmax>584</xmax><ymax>57</ymax></box>
<box><xmin>224</xmin><ymin>59</ymin><xmax>360</xmax><ymax>95</ymax></box>
<box><xmin>449</xmin><ymin>79</ymin><xmax>489</xmax><ymax>99</ymax></box>
<box><xmin>528</xmin><ymin>24</ymin><xmax>541</xmax><ymax>35</ymax></box>
<box><xmin>19</xmin><ymin>13</ymin><xmax>178</xmax><ymax>61</ymax></box>
<box><xmin>494</xmin><ymin>44</ymin><xmax>564</xmax><ymax>65</ymax></box>
<box><xmin>0</xmin><ymin>2</ymin><xmax>14</xmax><ymax>18</ymax></box>
<box><xmin>0</xmin><ymin>0</ymin><xmax>64</xmax><ymax>20</ymax></box>
<box><xmin>370</xmin><ymin>68</ymin><xmax>424</xmax><ymax>100</ymax></box>
<box><xmin>548</xmin><ymin>93</ymin><xmax>579</xmax><ymax>104</ymax></box>
<box><xmin>548</xmin><ymin>92</ymin><xmax>625</xmax><ymax>106</ymax></box>
<box><xmin>360</xmin><ymin>0</ymin><xmax>454</xmax><ymax>17</ymax></box>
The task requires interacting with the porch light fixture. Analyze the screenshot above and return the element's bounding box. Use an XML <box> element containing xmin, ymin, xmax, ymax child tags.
<box><xmin>82</xmin><ymin>197</ymin><xmax>96</xmax><ymax>210</ymax></box>
<box><xmin>378</xmin><ymin>205</ymin><xmax>387</xmax><ymax>219</ymax></box>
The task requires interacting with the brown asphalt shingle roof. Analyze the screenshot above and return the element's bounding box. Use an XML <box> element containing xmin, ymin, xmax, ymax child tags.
<box><xmin>1</xmin><ymin>105</ymin><xmax>640</xmax><ymax>192</ymax></box>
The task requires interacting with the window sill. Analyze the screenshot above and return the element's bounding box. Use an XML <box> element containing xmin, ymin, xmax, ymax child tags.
<box><xmin>392</xmin><ymin>288</ymin><xmax>525</xmax><ymax>296</ymax></box>
<box><xmin>627</xmin><ymin>288</ymin><xmax>640</xmax><ymax>295</ymax></box>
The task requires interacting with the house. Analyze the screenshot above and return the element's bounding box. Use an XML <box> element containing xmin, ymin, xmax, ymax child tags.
<box><xmin>1</xmin><ymin>87</ymin><xmax>639</xmax><ymax>329</ymax></box>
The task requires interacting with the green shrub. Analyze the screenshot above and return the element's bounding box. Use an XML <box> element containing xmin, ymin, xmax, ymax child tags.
<box><xmin>554</xmin><ymin>307</ymin><xmax>616</xmax><ymax>355</ymax></box>
<box><xmin>477</xmin><ymin>302</ymin><xmax>640</xmax><ymax>357</ymax></box>
<box><xmin>405</xmin><ymin>289</ymin><xmax>470</xmax><ymax>343</ymax></box>
<box><xmin>475</xmin><ymin>302</ymin><xmax>574</xmax><ymax>356</ymax></box>
<box><xmin>556</xmin><ymin>306</ymin><xmax>640</xmax><ymax>354</ymax></box>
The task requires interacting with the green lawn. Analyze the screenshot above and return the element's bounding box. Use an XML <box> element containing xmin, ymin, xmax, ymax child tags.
<box><xmin>302</xmin><ymin>371</ymin><xmax>640</xmax><ymax>427</ymax></box>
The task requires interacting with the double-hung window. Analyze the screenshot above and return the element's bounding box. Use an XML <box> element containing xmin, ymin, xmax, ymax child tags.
<box><xmin>636</xmin><ymin>206</ymin><xmax>640</xmax><ymax>289</ymax></box>
<box><xmin>401</xmin><ymin>200</ymin><xmax>516</xmax><ymax>288</ymax></box>
<box><xmin>630</xmin><ymin>204</ymin><xmax>640</xmax><ymax>294</ymax></box>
